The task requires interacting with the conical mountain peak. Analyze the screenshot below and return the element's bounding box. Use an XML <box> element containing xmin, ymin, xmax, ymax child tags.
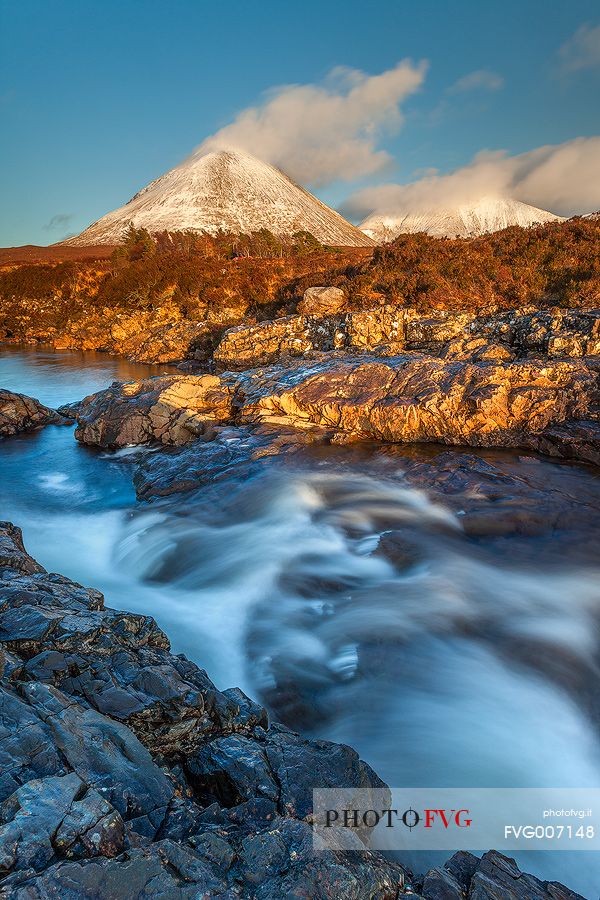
<box><xmin>65</xmin><ymin>149</ymin><xmax>373</xmax><ymax>247</ymax></box>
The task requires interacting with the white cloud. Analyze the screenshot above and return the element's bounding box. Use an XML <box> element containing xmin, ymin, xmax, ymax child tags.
<box><xmin>448</xmin><ymin>69</ymin><xmax>504</xmax><ymax>93</ymax></box>
<box><xmin>198</xmin><ymin>60</ymin><xmax>427</xmax><ymax>187</ymax></box>
<box><xmin>559</xmin><ymin>23</ymin><xmax>600</xmax><ymax>73</ymax></box>
<box><xmin>342</xmin><ymin>137</ymin><xmax>600</xmax><ymax>219</ymax></box>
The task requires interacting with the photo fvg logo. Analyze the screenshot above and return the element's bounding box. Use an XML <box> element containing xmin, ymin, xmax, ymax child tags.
<box><xmin>324</xmin><ymin>807</ymin><xmax>473</xmax><ymax>830</ymax></box>
<box><xmin>315</xmin><ymin>789</ymin><xmax>600</xmax><ymax>852</ymax></box>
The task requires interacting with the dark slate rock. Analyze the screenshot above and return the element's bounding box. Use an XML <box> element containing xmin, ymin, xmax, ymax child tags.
<box><xmin>16</xmin><ymin>682</ymin><xmax>174</xmax><ymax>833</ymax></box>
<box><xmin>186</xmin><ymin>727</ymin><xmax>387</xmax><ymax>820</ymax></box>
<box><xmin>0</xmin><ymin>523</ymin><xmax>45</xmax><ymax>576</ymax></box>
<box><xmin>0</xmin><ymin>773</ymin><xmax>124</xmax><ymax>874</ymax></box>
<box><xmin>1</xmin><ymin>841</ymin><xmax>230</xmax><ymax>899</ymax></box>
<box><xmin>468</xmin><ymin>851</ymin><xmax>586</xmax><ymax>900</ymax></box>
<box><xmin>443</xmin><ymin>849</ymin><xmax>479</xmax><ymax>891</ymax></box>
<box><xmin>420</xmin><ymin>865</ymin><xmax>464</xmax><ymax>899</ymax></box>
<box><xmin>133</xmin><ymin>435</ymin><xmax>254</xmax><ymax>500</ymax></box>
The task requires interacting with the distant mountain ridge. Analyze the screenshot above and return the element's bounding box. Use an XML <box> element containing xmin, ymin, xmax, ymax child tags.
<box><xmin>64</xmin><ymin>149</ymin><xmax>373</xmax><ymax>247</ymax></box>
<box><xmin>360</xmin><ymin>197</ymin><xmax>564</xmax><ymax>242</ymax></box>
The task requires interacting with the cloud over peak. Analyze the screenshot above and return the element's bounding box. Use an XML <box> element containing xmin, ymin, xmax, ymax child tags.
<box><xmin>343</xmin><ymin>136</ymin><xmax>600</xmax><ymax>221</ymax></box>
<box><xmin>198</xmin><ymin>60</ymin><xmax>426</xmax><ymax>187</ymax></box>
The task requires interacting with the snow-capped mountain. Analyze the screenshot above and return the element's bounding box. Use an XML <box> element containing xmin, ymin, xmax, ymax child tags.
<box><xmin>360</xmin><ymin>197</ymin><xmax>564</xmax><ymax>242</ymax></box>
<box><xmin>64</xmin><ymin>149</ymin><xmax>373</xmax><ymax>247</ymax></box>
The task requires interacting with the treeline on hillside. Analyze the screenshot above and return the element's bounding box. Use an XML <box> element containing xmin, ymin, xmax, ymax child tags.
<box><xmin>0</xmin><ymin>219</ymin><xmax>599</xmax><ymax>343</ymax></box>
<box><xmin>0</xmin><ymin>227</ymin><xmax>360</xmax><ymax>337</ymax></box>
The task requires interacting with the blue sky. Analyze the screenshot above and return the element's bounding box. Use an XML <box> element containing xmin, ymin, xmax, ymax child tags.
<box><xmin>1</xmin><ymin>0</ymin><xmax>599</xmax><ymax>245</ymax></box>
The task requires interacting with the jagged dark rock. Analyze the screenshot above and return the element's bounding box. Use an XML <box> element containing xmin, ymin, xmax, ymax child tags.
<box><xmin>0</xmin><ymin>522</ymin><xmax>404</xmax><ymax>897</ymax></box>
<box><xmin>0</xmin><ymin>390</ymin><xmax>64</xmax><ymax>438</ymax></box>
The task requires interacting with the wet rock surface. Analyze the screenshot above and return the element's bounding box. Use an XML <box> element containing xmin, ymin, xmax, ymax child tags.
<box><xmin>0</xmin><ymin>523</ymin><xmax>586</xmax><ymax>898</ymax></box>
<box><xmin>69</xmin><ymin>351</ymin><xmax>600</xmax><ymax>465</ymax></box>
<box><xmin>0</xmin><ymin>390</ymin><xmax>64</xmax><ymax>438</ymax></box>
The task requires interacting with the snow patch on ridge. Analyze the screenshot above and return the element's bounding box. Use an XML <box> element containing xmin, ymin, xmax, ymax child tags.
<box><xmin>360</xmin><ymin>196</ymin><xmax>564</xmax><ymax>242</ymax></box>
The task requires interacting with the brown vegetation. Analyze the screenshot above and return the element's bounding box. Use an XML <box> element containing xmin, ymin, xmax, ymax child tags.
<box><xmin>0</xmin><ymin>219</ymin><xmax>598</xmax><ymax>359</ymax></box>
<box><xmin>0</xmin><ymin>244</ymin><xmax>115</xmax><ymax>265</ymax></box>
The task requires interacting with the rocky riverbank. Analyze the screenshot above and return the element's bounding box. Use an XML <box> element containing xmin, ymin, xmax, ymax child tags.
<box><xmin>0</xmin><ymin>522</ymin><xmax>586</xmax><ymax>898</ymax></box>
<box><xmin>1</xmin><ymin>294</ymin><xmax>599</xmax><ymax>896</ymax></box>
<box><xmin>210</xmin><ymin>300</ymin><xmax>600</xmax><ymax>371</ymax></box>
<box><xmin>2</xmin><ymin>289</ymin><xmax>584</xmax><ymax>465</ymax></box>
<box><xmin>61</xmin><ymin>351</ymin><xmax>600</xmax><ymax>467</ymax></box>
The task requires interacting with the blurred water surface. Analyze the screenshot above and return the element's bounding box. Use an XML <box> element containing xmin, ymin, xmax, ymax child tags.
<box><xmin>2</xmin><ymin>345</ymin><xmax>600</xmax><ymax>896</ymax></box>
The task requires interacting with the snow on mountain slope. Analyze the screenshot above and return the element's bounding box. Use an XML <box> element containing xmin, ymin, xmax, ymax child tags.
<box><xmin>360</xmin><ymin>197</ymin><xmax>564</xmax><ymax>242</ymax></box>
<box><xmin>64</xmin><ymin>149</ymin><xmax>373</xmax><ymax>247</ymax></box>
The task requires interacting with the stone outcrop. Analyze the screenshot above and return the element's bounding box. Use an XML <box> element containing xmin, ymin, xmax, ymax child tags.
<box><xmin>477</xmin><ymin>307</ymin><xmax>600</xmax><ymax>358</ymax></box>
<box><xmin>414</xmin><ymin>850</ymin><xmax>584</xmax><ymax>900</ymax></box>
<box><xmin>0</xmin><ymin>524</ymin><xmax>585</xmax><ymax>898</ymax></box>
<box><xmin>213</xmin><ymin>315</ymin><xmax>346</xmax><ymax>370</ymax></box>
<box><xmin>212</xmin><ymin>305</ymin><xmax>461</xmax><ymax>370</ymax></box>
<box><xmin>211</xmin><ymin>303</ymin><xmax>600</xmax><ymax>371</ymax></box>
<box><xmin>68</xmin><ymin>374</ymin><xmax>236</xmax><ymax>448</ymax></box>
<box><xmin>443</xmin><ymin>335</ymin><xmax>515</xmax><ymax>363</ymax></box>
<box><xmin>0</xmin><ymin>390</ymin><xmax>63</xmax><ymax>438</ymax></box>
<box><xmin>239</xmin><ymin>356</ymin><xmax>600</xmax><ymax>461</ymax></box>
<box><xmin>113</xmin><ymin>320</ymin><xmax>220</xmax><ymax>365</ymax></box>
<box><xmin>70</xmin><ymin>353</ymin><xmax>600</xmax><ymax>465</ymax></box>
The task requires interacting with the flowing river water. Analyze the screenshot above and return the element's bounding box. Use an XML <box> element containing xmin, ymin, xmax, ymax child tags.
<box><xmin>2</xmin><ymin>345</ymin><xmax>600</xmax><ymax>897</ymax></box>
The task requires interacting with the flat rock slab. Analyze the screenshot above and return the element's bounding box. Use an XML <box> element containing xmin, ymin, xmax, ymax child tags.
<box><xmin>69</xmin><ymin>352</ymin><xmax>599</xmax><ymax>465</ymax></box>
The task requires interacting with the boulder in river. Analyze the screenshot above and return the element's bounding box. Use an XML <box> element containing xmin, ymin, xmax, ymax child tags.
<box><xmin>0</xmin><ymin>389</ymin><xmax>64</xmax><ymax>438</ymax></box>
